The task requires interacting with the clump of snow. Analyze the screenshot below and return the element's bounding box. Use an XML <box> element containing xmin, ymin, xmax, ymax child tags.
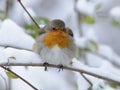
<box><xmin>75</xmin><ymin>37</ymin><xmax>88</xmax><ymax>48</ymax></box>
<box><xmin>98</xmin><ymin>44</ymin><xmax>114</xmax><ymax>60</ymax></box>
<box><xmin>0</xmin><ymin>19</ymin><xmax>35</xmax><ymax>50</ymax></box>
<box><xmin>113</xmin><ymin>54</ymin><xmax>120</xmax><ymax>67</ymax></box>
<box><xmin>0</xmin><ymin>19</ymin><xmax>41</xmax><ymax>63</ymax></box>
<box><xmin>76</xmin><ymin>0</ymin><xmax>118</xmax><ymax>17</ymax></box>
<box><xmin>98</xmin><ymin>44</ymin><xmax>120</xmax><ymax>67</ymax></box>
<box><xmin>72</xmin><ymin>58</ymin><xmax>120</xmax><ymax>84</ymax></box>
<box><xmin>76</xmin><ymin>0</ymin><xmax>95</xmax><ymax>15</ymax></box>
<box><xmin>110</xmin><ymin>6</ymin><xmax>120</xmax><ymax>23</ymax></box>
<box><xmin>11</xmin><ymin>67</ymin><xmax>78</xmax><ymax>90</ymax></box>
<box><xmin>75</xmin><ymin>27</ymin><xmax>98</xmax><ymax>46</ymax></box>
<box><xmin>0</xmin><ymin>47</ymin><xmax>41</xmax><ymax>63</ymax></box>
<box><xmin>110</xmin><ymin>6</ymin><xmax>120</xmax><ymax>21</ymax></box>
<box><xmin>75</xmin><ymin>27</ymin><xmax>120</xmax><ymax>67</ymax></box>
<box><xmin>100</xmin><ymin>61</ymin><xmax>120</xmax><ymax>76</ymax></box>
<box><xmin>84</xmin><ymin>28</ymin><xmax>98</xmax><ymax>42</ymax></box>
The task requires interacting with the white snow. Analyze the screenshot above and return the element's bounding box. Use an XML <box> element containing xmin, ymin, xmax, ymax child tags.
<box><xmin>85</xmin><ymin>75</ymin><xmax>105</xmax><ymax>90</ymax></box>
<box><xmin>98</xmin><ymin>44</ymin><xmax>114</xmax><ymax>60</ymax></box>
<box><xmin>0</xmin><ymin>19</ymin><xmax>41</xmax><ymax>63</ymax></box>
<box><xmin>0</xmin><ymin>19</ymin><xmax>78</xmax><ymax>90</ymax></box>
<box><xmin>75</xmin><ymin>28</ymin><xmax>98</xmax><ymax>49</ymax></box>
<box><xmin>0</xmin><ymin>47</ymin><xmax>41</xmax><ymax>63</ymax></box>
<box><xmin>75</xmin><ymin>32</ymin><xmax>120</xmax><ymax>67</ymax></box>
<box><xmin>72</xmin><ymin>59</ymin><xmax>120</xmax><ymax>84</ymax></box>
<box><xmin>76</xmin><ymin>72</ymin><xmax>90</xmax><ymax>90</ymax></box>
<box><xmin>84</xmin><ymin>28</ymin><xmax>98</xmax><ymax>42</ymax></box>
<box><xmin>0</xmin><ymin>1</ymin><xmax>120</xmax><ymax>89</ymax></box>
<box><xmin>11</xmin><ymin>67</ymin><xmax>78</xmax><ymax>90</ymax></box>
<box><xmin>76</xmin><ymin>0</ymin><xmax>95</xmax><ymax>15</ymax></box>
<box><xmin>98</xmin><ymin>44</ymin><xmax>120</xmax><ymax>67</ymax></box>
<box><xmin>74</xmin><ymin>37</ymin><xmax>88</xmax><ymax>48</ymax></box>
<box><xmin>0</xmin><ymin>19</ymin><xmax>35</xmax><ymax>51</ymax></box>
<box><xmin>110</xmin><ymin>6</ymin><xmax>120</xmax><ymax>21</ymax></box>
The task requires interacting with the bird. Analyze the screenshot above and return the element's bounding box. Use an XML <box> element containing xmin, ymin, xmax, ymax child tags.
<box><xmin>33</xmin><ymin>19</ymin><xmax>76</xmax><ymax>71</ymax></box>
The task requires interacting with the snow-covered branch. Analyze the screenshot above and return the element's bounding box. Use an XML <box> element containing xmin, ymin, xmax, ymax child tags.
<box><xmin>0</xmin><ymin>62</ymin><xmax>120</xmax><ymax>85</ymax></box>
<box><xmin>0</xmin><ymin>66</ymin><xmax>39</xmax><ymax>90</ymax></box>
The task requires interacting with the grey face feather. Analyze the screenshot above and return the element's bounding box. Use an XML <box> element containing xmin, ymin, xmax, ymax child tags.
<box><xmin>39</xmin><ymin>19</ymin><xmax>74</xmax><ymax>37</ymax></box>
<box><xmin>50</xmin><ymin>19</ymin><xmax>65</xmax><ymax>28</ymax></box>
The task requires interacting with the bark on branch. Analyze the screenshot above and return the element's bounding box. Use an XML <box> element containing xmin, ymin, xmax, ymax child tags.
<box><xmin>0</xmin><ymin>66</ymin><xmax>39</xmax><ymax>90</ymax></box>
<box><xmin>0</xmin><ymin>62</ymin><xmax>120</xmax><ymax>85</ymax></box>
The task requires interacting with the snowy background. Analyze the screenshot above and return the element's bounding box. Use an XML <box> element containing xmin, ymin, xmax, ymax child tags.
<box><xmin>0</xmin><ymin>0</ymin><xmax>120</xmax><ymax>90</ymax></box>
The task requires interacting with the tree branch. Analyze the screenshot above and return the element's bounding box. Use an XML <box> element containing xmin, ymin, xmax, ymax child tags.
<box><xmin>80</xmin><ymin>72</ymin><xmax>93</xmax><ymax>86</ymax></box>
<box><xmin>0</xmin><ymin>66</ymin><xmax>39</xmax><ymax>90</ymax></box>
<box><xmin>17</xmin><ymin>0</ymin><xmax>40</xmax><ymax>29</ymax></box>
<box><xmin>0</xmin><ymin>63</ymin><xmax>120</xmax><ymax>85</ymax></box>
<box><xmin>5</xmin><ymin>0</ymin><xmax>9</xmax><ymax>18</ymax></box>
<box><xmin>88</xmin><ymin>51</ymin><xmax>120</xmax><ymax>68</ymax></box>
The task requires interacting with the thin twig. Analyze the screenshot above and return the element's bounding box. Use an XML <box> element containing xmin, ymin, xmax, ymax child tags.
<box><xmin>74</xmin><ymin>0</ymin><xmax>88</xmax><ymax>64</ymax></box>
<box><xmin>0</xmin><ymin>66</ymin><xmax>39</xmax><ymax>90</ymax></box>
<box><xmin>0</xmin><ymin>63</ymin><xmax>120</xmax><ymax>85</ymax></box>
<box><xmin>80</xmin><ymin>72</ymin><xmax>93</xmax><ymax>86</ymax></box>
<box><xmin>17</xmin><ymin>0</ymin><xmax>40</xmax><ymax>29</ymax></box>
<box><xmin>7</xmin><ymin>59</ymin><xmax>11</xmax><ymax>90</ymax></box>
<box><xmin>5</xmin><ymin>0</ymin><xmax>9</xmax><ymax>18</ymax></box>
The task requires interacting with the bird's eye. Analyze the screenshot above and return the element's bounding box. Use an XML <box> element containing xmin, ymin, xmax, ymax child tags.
<box><xmin>52</xmin><ymin>27</ymin><xmax>56</xmax><ymax>30</ymax></box>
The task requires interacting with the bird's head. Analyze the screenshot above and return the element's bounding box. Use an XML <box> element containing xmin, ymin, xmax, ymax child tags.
<box><xmin>42</xmin><ymin>19</ymin><xmax>73</xmax><ymax>48</ymax></box>
<box><xmin>44</xmin><ymin>19</ymin><xmax>65</xmax><ymax>32</ymax></box>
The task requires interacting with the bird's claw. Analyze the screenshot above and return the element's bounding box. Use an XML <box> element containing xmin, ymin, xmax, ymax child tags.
<box><xmin>58</xmin><ymin>64</ymin><xmax>64</xmax><ymax>72</ymax></box>
<box><xmin>43</xmin><ymin>62</ymin><xmax>49</xmax><ymax>71</ymax></box>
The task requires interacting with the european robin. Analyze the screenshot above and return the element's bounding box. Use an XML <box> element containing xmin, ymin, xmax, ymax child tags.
<box><xmin>33</xmin><ymin>19</ymin><xmax>76</xmax><ymax>70</ymax></box>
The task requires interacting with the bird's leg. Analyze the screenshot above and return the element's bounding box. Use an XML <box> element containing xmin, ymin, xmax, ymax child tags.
<box><xmin>58</xmin><ymin>64</ymin><xmax>64</xmax><ymax>72</ymax></box>
<box><xmin>43</xmin><ymin>62</ymin><xmax>49</xmax><ymax>71</ymax></box>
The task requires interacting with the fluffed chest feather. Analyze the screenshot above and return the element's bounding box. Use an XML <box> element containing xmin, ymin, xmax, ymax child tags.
<box><xmin>40</xmin><ymin>45</ymin><xmax>74</xmax><ymax>65</ymax></box>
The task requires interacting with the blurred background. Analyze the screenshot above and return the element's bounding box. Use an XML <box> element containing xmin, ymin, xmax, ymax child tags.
<box><xmin>0</xmin><ymin>0</ymin><xmax>120</xmax><ymax>90</ymax></box>
<box><xmin>0</xmin><ymin>0</ymin><xmax>120</xmax><ymax>54</ymax></box>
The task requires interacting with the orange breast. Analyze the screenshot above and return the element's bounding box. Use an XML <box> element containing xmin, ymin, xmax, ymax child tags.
<box><xmin>42</xmin><ymin>30</ymin><xmax>70</xmax><ymax>48</ymax></box>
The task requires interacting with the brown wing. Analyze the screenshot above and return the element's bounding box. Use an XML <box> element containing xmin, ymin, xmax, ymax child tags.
<box><xmin>66</xmin><ymin>27</ymin><xmax>73</xmax><ymax>37</ymax></box>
